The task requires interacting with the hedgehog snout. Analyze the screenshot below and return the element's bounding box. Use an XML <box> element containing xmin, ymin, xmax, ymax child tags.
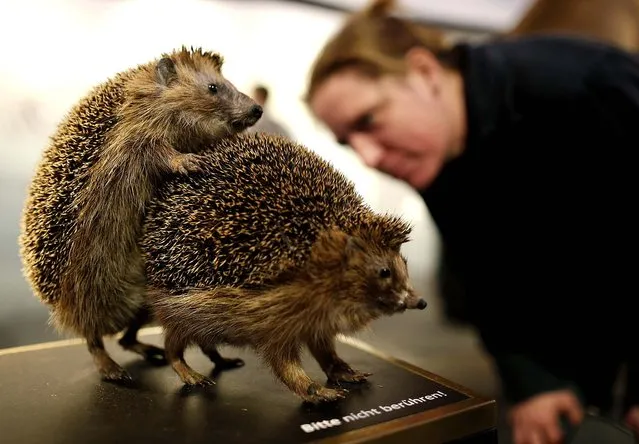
<box><xmin>401</xmin><ymin>288</ymin><xmax>427</xmax><ymax>311</ymax></box>
<box><xmin>249</xmin><ymin>104</ymin><xmax>263</xmax><ymax>120</ymax></box>
<box><xmin>231</xmin><ymin>105</ymin><xmax>262</xmax><ymax>132</ymax></box>
<box><xmin>244</xmin><ymin>105</ymin><xmax>263</xmax><ymax>126</ymax></box>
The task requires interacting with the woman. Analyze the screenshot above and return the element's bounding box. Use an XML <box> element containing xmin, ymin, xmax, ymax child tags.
<box><xmin>304</xmin><ymin>0</ymin><xmax>638</xmax><ymax>443</ymax></box>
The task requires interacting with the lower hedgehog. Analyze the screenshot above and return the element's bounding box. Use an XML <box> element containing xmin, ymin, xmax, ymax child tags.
<box><xmin>141</xmin><ymin>132</ymin><xmax>427</xmax><ymax>403</ymax></box>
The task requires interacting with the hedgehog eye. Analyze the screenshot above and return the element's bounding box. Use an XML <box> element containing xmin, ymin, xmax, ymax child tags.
<box><xmin>207</xmin><ymin>84</ymin><xmax>218</xmax><ymax>94</ymax></box>
<box><xmin>379</xmin><ymin>267</ymin><xmax>391</xmax><ymax>279</ymax></box>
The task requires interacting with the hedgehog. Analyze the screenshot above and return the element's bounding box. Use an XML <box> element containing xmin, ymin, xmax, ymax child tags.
<box><xmin>18</xmin><ymin>46</ymin><xmax>263</xmax><ymax>382</ymax></box>
<box><xmin>140</xmin><ymin>132</ymin><xmax>428</xmax><ymax>403</ymax></box>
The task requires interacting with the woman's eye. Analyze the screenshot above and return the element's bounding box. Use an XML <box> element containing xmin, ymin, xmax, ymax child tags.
<box><xmin>355</xmin><ymin>113</ymin><xmax>373</xmax><ymax>131</ymax></box>
<box><xmin>208</xmin><ymin>84</ymin><xmax>218</xmax><ymax>94</ymax></box>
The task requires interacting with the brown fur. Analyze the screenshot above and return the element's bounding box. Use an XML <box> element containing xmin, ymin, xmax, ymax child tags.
<box><xmin>18</xmin><ymin>46</ymin><xmax>262</xmax><ymax>381</ymax></box>
<box><xmin>140</xmin><ymin>133</ymin><xmax>427</xmax><ymax>403</ymax></box>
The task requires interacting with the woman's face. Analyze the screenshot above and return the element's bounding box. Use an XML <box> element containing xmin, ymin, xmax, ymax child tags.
<box><xmin>310</xmin><ymin>55</ymin><xmax>461</xmax><ymax>189</ymax></box>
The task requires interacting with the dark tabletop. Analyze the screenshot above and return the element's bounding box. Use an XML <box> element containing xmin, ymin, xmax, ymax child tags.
<box><xmin>0</xmin><ymin>330</ymin><xmax>496</xmax><ymax>444</ymax></box>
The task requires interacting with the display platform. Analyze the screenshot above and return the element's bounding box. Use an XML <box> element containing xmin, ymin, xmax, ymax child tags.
<box><xmin>0</xmin><ymin>328</ymin><xmax>497</xmax><ymax>443</ymax></box>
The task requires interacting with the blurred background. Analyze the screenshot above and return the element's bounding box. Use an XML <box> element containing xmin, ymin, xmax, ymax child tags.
<box><xmin>1</xmin><ymin>0</ymin><xmax>637</xmax><ymax>440</ymax></box>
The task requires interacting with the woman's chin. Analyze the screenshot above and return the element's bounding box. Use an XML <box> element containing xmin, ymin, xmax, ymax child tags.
<box><xmin>405</xmin><ymin>162</ymin><xmax>442</xmax><ymax>190</ymax></box>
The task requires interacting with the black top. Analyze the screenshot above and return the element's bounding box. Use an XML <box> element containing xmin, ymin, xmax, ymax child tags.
<box><xmin>420</xmin><ymin>35</ymin><xmax>638</xmax><ymax>404</ymax></box>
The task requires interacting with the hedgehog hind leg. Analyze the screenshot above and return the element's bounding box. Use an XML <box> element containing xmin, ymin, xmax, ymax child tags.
<box><xmin>118</xmin><ymin>305</ymin><xmax>166</xmax><ymax>364</ymax></box>
<box><xmin>200</xmin><ymin>344</ymin><xmax>245</xmax><ymax>371</ymax></box>
<box><xmin>87</xmin><ymin>334</ymin><xmax>132</xmax><ymax>382</ymax></box>
<box><xmin>165</xmin><ymin>328</ymin><xmax>215</xmax><ymax>387</ymax></box>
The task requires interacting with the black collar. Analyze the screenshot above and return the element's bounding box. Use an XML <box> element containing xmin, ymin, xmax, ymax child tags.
<box><xmin>454</xmin><ymin>41</ymin><xmax>522</xmax><ymax>158</ymax></box>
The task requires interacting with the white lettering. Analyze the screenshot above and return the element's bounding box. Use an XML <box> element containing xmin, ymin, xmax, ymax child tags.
<box><xmin>300</xmin><ymin>390</ymin><xmax>451</xmax><ymax>432</ymax></box>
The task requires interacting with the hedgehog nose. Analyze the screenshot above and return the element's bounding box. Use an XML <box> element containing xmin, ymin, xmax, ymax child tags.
<box><xmin>416</xmin><ymin>299</ymin><xmax>427</xmax><ymax>310</ymax></box>
<box><xmin>250</xmin><ymin>105</ymin><xmax>263</xmax><ymax>119</ymax></box>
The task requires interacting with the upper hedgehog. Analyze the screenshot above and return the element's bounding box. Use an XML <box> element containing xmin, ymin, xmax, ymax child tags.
<box><xmin>19</xmin><ymin>46</ymin><xmax>262</xmax><ymax>382</ymax></box>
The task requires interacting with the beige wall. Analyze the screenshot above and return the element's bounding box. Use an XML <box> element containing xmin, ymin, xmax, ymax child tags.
<box><xmin>509</xmin><ymin>0</ymin><xmax>639</xmax><ymax>51</ymax></box>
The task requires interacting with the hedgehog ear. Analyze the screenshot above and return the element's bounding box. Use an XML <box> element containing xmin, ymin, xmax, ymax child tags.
<box><xmin>345</xmin><ymin>235</ymin><xmax>367</xmax><ymax>258</ymax></box>
<box><xmin>388</xmin><ymin>239</ymin><xmax>403</xmax><ymax>252</ymax></box>
<box><xmin>157</xmin><ymin>58</ymin><xmax>177</xmax><ymax>86</ymax></box>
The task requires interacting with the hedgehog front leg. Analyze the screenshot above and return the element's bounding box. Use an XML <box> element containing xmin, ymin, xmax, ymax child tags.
<box><xmin>87</xmin><ymin>334</ymin><xmax>132</xmax><ymax>382</ymax></box>
<box><xmin>164</xmin><ymin>328</ymin><xmax>214</xmax><ymax>386</ymax></box>
<box><xmin>262</xmin><ymin>346</ymin><xmax>347</xmax><ymax>404</ymax></box>
<box><xmin>118</xmin><ymin>305</ymin><xmax>166</xmax><ymax>363</ymax></box>
<box><xmin>307</xmin><ymin>336</ymin><xmax>372</xmax><ymax>384</ymax></box>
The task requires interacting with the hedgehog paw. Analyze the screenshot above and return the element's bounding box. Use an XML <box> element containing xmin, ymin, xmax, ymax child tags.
<box><xmin>328</xmin><ymin>368</ymin><xmax>372</xmax><ymax>383</ymax></box>
<box><xmin>181</xmin><ymin>370</ymin><xmax>215</xmax><ymax>387</ymax></box>
<box><xmin>305</xmin><ymin>383</ymin><xmax>348</xmax><ymax>403</ymax></box>
<box><xmin>326</xmin><ymin>361</ymin><xmax>372</xmax><ymax>383</ymax></box>
<box><xmin>100</xmin><ymin>362</ymin><xmax>133</xmax><ymax>383</ymax></box>
<box><xmin>119</xmin><ymin>338</ymin><xmax>166</xmax><ymax>364</ymax></box>
<box><xmin>171</xmin><ymin>153</ymin><xmax>204</xmax><ymax>174</ymax></box>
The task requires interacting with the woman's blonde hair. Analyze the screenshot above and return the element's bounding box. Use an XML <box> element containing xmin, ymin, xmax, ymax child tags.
<box><xmin>305</xmin><ymin>0</ymin><xmax>452</xmax><ymax>102</ymax></box>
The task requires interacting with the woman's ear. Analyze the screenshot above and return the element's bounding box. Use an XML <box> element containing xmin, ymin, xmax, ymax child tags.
<box><xmin>404</xmin><ymin>46</ymin><xmax>444</xmax><ymax>96</ymax></box>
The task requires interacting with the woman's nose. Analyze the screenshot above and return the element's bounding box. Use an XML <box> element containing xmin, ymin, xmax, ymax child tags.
<box><xmin>349</xmin><ymin>134</ymin><xmax>384</xmax><ymax>168</ymax></box>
